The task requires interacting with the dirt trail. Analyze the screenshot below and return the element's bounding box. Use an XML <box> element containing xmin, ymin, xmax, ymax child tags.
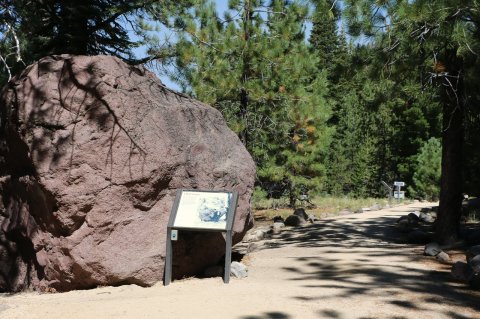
<box><xmin>1</xmin><ymin>202</ymin><xmax>479</xmax><ymax>319</ymax></box>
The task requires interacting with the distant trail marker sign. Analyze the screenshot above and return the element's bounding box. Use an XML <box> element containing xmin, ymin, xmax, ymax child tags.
<box><xmin>164</xmin><ymin>189</ymin><xmax>238</xmax><ymax>286</ymax></box>
<box><xmin>394</xmin><ymin>181</ymin><xmax>405</xmax><ymax>200</ymax></box>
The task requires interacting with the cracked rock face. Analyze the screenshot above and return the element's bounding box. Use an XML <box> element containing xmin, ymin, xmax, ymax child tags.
<box><xmin>0</xmin><ymin>55</ymin><xmax>255</xmax><ymax>292</ymax></box>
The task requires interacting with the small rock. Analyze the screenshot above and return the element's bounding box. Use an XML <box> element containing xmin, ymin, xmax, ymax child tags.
<box><xmin>204</xmin><ymin>265</ymin><xmax>224</xmax><ymax>277</ymax></box>
<box><xmin>284</xmin><ymin>215</ymin><xmax>305</xmax><ymax>227</ymax></box>
<box><xmin>466</xmin><ymin>245</ymin><xmax>480</xmax><ymax>263</ymax></box>
<box><xmin>273</xmin><ymin>216</ymin><xmax>285</xmax><ymax>223</ymax></box>
<box><xmin>408</xmin><ymin>212</ymin><xmax>420</xmax><ymax>223</ymax></box>
<box><xmin>419</xmin><ymin>212</ymin><xmax>435</xmax><ymax>223</ymax></box>
<box><xmin>424</xmin><ymin>242</ymin><xmax>442</xmax><ymax>256</ymax></box>
<box><xmin>436</xmin><ymin>251</ymin><xmax>451</xmax><ymax>264</ymax></box>
<box><xmin>408</xmin><ymin>230</ymin><xmax>431</xmax><ymax>244</ymax></box>
<box><xmin>370</xmin><ymin>204</ymin><xmax>381</xmax><ymax>211</ymax></box>
<box><xmin>293</xmin><ymin>208</ymin><xmax>308</xmax><ymax>221</ymax></box>
<box><xmin>470</xmin><ymin>255</ymin><xmax>480</xmax><ymax>274</ymax></box>
<box><xmin>355</xmin><ymin>208</ymin><xmax>364</xmax><ymax>214</ymax></box>
<box><xmin>397</xmin><ymin>215</ymin><xmax>409</xmax><ymax>223</ymax></box>
<box><xmin>307</xmin><ymin>214</ymin><xmax>320</xmax><ymax>223</ymax></box>
<box><xmin>230</xmin><ymin>261</ymin><xmax>248</xmax><ymax>278</ymax></box>
<box><xmin>272</xmin><ymin>222</ymin><xmax>285</xmax><ymax>234</ymax></box>
<box><xmin>451</xmin><ymin>261</ymin><xmax>473</xmax><ymax>282</ymax></box>
<box><xmin>243</xmin><ymin>227</ymin><xmax>271</xmax><ymax>242</ymax></box>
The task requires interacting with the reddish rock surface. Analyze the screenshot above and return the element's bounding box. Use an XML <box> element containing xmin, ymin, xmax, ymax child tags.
<box><xmin>0</xmin><ymin>55</ymin><xmax>255</xmax><ymax>292</ymax></box>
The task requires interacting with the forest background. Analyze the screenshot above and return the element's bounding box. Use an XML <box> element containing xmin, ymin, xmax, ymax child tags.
<box><xmin>0</xmin><ymin>0</ymin><xmax>479</xmax><ymax>244</ymax></box>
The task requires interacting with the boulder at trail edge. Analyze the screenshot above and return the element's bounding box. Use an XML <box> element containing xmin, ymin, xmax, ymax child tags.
<box><xmin>0</xmin><ymin>55</ymin><xmax>256</xmax><ymax>292</ymax></box>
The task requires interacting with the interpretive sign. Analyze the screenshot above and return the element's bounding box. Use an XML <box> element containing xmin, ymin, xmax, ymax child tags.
<box><xmin>164</xmin><ymin>189</ymin><xmax>238</xmax><ymax>286</ymax></box>
<box><xmin>172</xmin><ymin>191</ymin><xmax>232</xmax><ymax>230</ymax></box>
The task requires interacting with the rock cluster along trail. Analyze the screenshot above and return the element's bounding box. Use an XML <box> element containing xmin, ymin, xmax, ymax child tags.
<box><xmin>1</xmin><ymin>202</ymin><xmax>479</xmax><ymax>319</ymax></box>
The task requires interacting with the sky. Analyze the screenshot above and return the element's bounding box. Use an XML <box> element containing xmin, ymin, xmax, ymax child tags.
<box><xmin>133</xmin><ymin>1</ymin><xmax>314</xmax><ymax>92</ymax></box>
<box><xmin>132</xmin><ymin>1</ymin><xmax>230</xmax><ymax>92</ymax></box>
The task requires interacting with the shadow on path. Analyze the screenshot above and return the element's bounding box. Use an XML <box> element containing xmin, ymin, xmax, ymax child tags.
<box><xmin>240</xmin><ymin>312</ymin><xmax>291</xmax><ymax>319</ymax></box>
<box><xmin>257</xmin><ymin>205</ymin><xmax>480</xmax><ymax>318</ymax></box>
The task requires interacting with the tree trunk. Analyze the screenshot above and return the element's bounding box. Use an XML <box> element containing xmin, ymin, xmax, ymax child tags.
<box><xmin>239</xmin><ymin>0</ymin><xmax>252</xmax><ymax>148</ymax></box>
<box><xmin>435</xmin><ymin>63</ymin><xmax>464</xmax><ymax>244</ymax></box>
<box><xmin>58</xmin><ymin>1</ymin><xmax>90</xmax><ymax>55</ymax></box>
<box><xmin>239</xmin><ymin>87</ymin><xmax>248</xmax><ymax>146</ymax></box>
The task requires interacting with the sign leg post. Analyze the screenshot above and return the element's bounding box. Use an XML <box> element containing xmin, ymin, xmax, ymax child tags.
<box><xmin>224</xmin><ymin>230</ymin><xmax>233</xmax><ymax>283</ymax></box>
<box><xmin>164</xmin><ymin>228</ymin><xmax>173</xmax><ymax>286</ymax></box>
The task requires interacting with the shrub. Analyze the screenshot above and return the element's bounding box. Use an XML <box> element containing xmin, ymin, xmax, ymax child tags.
<box><xmin>409</xmin><ymin>137</ymin><xmax>441</xmax><ymax>201</ymax></box>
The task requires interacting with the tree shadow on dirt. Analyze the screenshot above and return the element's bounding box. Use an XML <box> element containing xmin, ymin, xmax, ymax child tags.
<box><xmin>240</xmin><ymin>312</ymin><xmax>291</xmax><ymax>319</ymax></box>
<box><xmin>256</xmin><ymin>206</ymin><xmax>480</xmax><ymax>318</ymax></box>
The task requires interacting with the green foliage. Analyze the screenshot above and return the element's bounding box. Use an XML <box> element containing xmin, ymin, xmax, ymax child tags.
<box><xmin>2</xmin><ymin>0</ymin><xmax>478</xmax><ymax>228</ymax></box>
<box><xmin>150</xmin><ymin>0</ymin><xmax>332</xmax><ymax>206</ymax></box>
<box><xmin>309</xmin><ymin>0</ymin><xmax>348</xmax><ymax>84</ymax></box>
<box><xmin>343</xmin><ymin>0</ymin><xmax>480</xmax><ymax>243</ymax></box>
<box><xmin>322</xmin><ymin>37</ymin><xmax>441</xmax><ymax>198</ymax></box>
<box><xmin>0</xmin><ymin>0</ymin><xmax>192</xmax><ymax>85</ymax></box>
<box><xmin>409</xmin><ymin>138</ymin><xmax>442</xmax><ymax>201</ymax></box>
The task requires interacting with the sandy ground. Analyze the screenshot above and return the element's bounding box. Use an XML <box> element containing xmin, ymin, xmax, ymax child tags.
<box><xmin>1</xmin><ymin>202</ymin><xmax>479</xmax><ymax>319</ymax></box>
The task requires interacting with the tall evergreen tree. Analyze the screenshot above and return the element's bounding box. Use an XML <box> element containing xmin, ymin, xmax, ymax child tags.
<box><xmin>409</xmin><ymin>137</ymin><xmax>442</xmax><ymax>201</ymax></box>
<box><xmin>309</xmin><ymin>0</ymin><xmax>347</xmax><ymax>84</ymax></box>
<box><xmin>0</xmin><ymin>1</ymin><xmax>191</xmax><ymax>84</ymax></box>
<box><xmin>344</xmin><ymin>0</ymin><xmax>480</xmax><ymax>244</ymax></box>
<box><xmin>17</xmin><ymin>1</ymin><xmax>143</xmax><ymax>60</ymax></box>
<box><xmin>150</xmin><ymin>0</ymin><xmax>332</xmax><ymax>206</ymax></box>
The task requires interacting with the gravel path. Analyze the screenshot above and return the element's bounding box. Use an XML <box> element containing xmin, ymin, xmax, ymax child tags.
<box><xmin>1</xmin><ymin>202</ymin><xmax>479</xmax><ymax>319</ymax></box>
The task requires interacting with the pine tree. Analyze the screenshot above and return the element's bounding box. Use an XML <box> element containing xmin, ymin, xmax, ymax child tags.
<box><xmin>309</xmin><ymin>0</ymin><xmax>347</xmax><ymax>84</ymax></box>
<box><xmin>151</xmin><ymin>0</ymin><xmax>332</xmax><ymax>206</ymax></box>
<box><xmin>0</xmin><ymin>0</ymin><xmax>191</xmax><ymax>84</ymax></box>
<box><xmin>322</xmin><ymin>32</ymin><xmax>442</xmax><ymax>199</ymax></box>
<box><xmin>344</xmin><ymin>0</ymin><xmax>480</xmax><ymax>244</ymax></box>
<box><xmin>409</xmin><ymin>137</ymin><xmax>442</xmax><ymax>201</ymax></box>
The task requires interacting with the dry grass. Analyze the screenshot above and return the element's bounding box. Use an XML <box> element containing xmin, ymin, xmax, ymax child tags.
<box><xmin>254</xmin><ymin>196</ymin><xmax>403</xmax><ymax>221</ymax></box>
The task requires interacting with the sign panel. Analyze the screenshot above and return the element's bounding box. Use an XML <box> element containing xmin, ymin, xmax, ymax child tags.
<box><xmin>165</xmin><ymin>189</ymin><xmax>238</xmax><ymax>286</ymax></box>
<box><xmin>394</xmin><ymin>191</ymin><xmax>405</xmax><ymax>199</ymax></box>
<box><xmin>172</xmin><ymin>191</ymin><xmax>233</xmax><ymax>230</ymax></box>
<box><xmin>394</xmin><ymin>181</ymin><xmax>405</xmax><ymax>187</ymax></box>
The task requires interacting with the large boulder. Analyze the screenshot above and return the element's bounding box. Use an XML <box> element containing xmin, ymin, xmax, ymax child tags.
<box><xmin>0</xmin><ymin>55</ymin><xmax>256</xmax><ymax>292</ymax></box>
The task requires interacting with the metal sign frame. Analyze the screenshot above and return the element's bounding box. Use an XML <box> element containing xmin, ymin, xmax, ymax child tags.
<box><xmin>164</xmin><ymin>189</ymin><xmax>238</xmax><ymax>286</ymax></box>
